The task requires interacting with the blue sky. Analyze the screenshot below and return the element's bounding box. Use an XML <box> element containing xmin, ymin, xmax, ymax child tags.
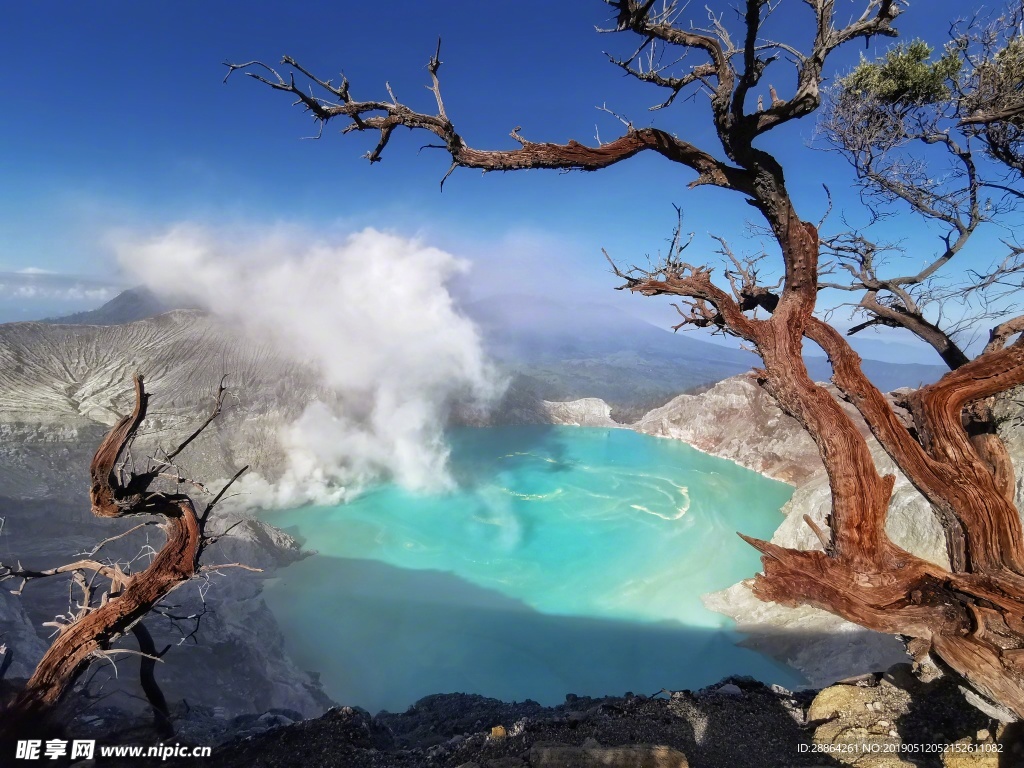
<box><xmin>0</xmin><ymin>1</ymin><xmax>1008</xmax><ymax>362</ymax></box>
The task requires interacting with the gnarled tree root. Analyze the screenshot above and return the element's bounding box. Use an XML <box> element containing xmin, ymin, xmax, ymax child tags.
<box><xmin>745</xmin><ymin>535</ymin><xmax>1024</xmax><ymax>719</ymax></box>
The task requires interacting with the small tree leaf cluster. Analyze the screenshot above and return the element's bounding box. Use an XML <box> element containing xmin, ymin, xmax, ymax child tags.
<box><xmin>843</xmin><ymin>40</ymin><xmax>962</xmax><ymax>105</ymax></box>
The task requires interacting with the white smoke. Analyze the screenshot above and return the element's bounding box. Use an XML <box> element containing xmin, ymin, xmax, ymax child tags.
<box><xmin>115</xmin><ymin>224</ymin><xmax>503</xmax><ymax>505</ymax></box>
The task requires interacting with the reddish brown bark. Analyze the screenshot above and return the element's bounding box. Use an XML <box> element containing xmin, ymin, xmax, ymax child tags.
<box><xmin>629</xmin><ymin>208</ymin><xmax>1024</xmax><ymax>716</ymax></box>
<box><xmin>742</xmin><ymin>286</ymin><xmax>1024</xmax><ymax>717</ymax></box>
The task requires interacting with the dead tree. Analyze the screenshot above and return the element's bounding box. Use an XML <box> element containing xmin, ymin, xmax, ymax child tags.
<box><xmin>228</xmin><ymin>1</ymin><xmax>1024</xmax><ymax>717</ymax></box>
<box><xmin>0</xmin><ymin>374</ymin><xmax>249</xmax><ymax>741</ymax></box>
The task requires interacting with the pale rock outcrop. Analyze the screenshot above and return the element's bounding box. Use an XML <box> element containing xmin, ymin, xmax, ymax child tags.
<box><xmin>634</xmin><ymin>376</ymin><xmax>832</xmax><ymax>485</ymax></box>
<box><xmin>542</xmin><ymin>398</ymin><xmax>621</xmax><ymax>428</ymax></box>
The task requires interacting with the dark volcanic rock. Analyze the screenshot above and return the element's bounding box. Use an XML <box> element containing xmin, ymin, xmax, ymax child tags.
<box><xmin>113</xmin><ymin>671</ymin><xmax>1010</xmax><ymax>768</ymax></box>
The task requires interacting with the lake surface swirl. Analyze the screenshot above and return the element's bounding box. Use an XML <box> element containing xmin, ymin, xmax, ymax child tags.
<box><xmin>259</xmin><ymin>426</ymin><xmax>800</xmax><ymax>712</ymax></box>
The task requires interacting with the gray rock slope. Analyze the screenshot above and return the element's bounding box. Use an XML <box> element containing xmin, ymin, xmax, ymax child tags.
<box><xmin>0</xmin><ymin>312</ymin><xmax>336</xmax><ymax>718</ymax></box>
<box><xmin>0</xmin><ymin>310</ymin><xmax>331</xmax><ymax>496</ymax></box>
<box><xmin>0</xmin><ymin>309</ymin><xmax>323</xmax><ymax>426</ymax></box>
<box><xmin>633</xmin><ymin>376</ymin><xmax>827</xmax><ymax>485</ymax></box>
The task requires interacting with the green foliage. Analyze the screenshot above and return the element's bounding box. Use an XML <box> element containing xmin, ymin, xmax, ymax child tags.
<box><xmin>842</xmin><ymin>40</ymin><xmax>962</xmax><ymax>105</ymax></box>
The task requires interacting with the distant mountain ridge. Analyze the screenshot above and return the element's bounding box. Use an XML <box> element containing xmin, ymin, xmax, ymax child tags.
<box><xmin>35</xmin><ymin>288</ymin><xmax>947</xmax><ymax>415</ymax></box>
<box><xmin>465</xmin><ymin>294</ymin><xmax>947</xmax><ymax>413</ymax></box>
<box><xmin>44</xmin><ymin>286</ymin><xmax>198</xmax><ymax>326</ymax></box>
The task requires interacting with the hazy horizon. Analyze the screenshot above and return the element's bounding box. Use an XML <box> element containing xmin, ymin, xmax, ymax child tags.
<box><xmin>0</xmin><ymin>268</ymin><xmax>951</xmax><ymax>367</ymax></box>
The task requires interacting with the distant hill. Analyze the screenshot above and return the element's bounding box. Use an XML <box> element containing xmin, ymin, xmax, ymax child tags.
<box><xmin>464</xmin><ymin>294</ymin><xmax>947</xmax><ymax>416</ymax></box>
<box><xmin>44</xmin><ymin>286</ymin><xmax>197</xmax><ymax>326</ymax></box>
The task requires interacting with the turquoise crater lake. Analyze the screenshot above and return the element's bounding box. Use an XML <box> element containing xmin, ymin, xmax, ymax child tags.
<box><xmin>258</xmin><ymin>426</ymin><xmax>801</xmax><ymax>712</ymax></box>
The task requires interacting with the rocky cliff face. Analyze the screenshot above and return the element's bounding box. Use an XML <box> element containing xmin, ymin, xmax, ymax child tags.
<box><xmin>633</xmin><ymin>376</ymin><xmax>824</xmax><ymax>485</ymax></box>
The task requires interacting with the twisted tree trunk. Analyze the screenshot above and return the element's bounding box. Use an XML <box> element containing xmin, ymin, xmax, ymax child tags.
<box><xmin>1</xmin><ymin>375</ymin><xmax>240</xmax><ymax>742</ymax></box>
<box><xmin>743</xmin><ymin>317</ymin><xmax>1024</xmax><ymax>717</ymax></box>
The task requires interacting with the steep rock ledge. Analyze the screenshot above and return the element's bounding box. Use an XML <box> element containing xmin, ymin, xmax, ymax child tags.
<box><xmin>632</xmin><ymin>375</ymin><xmax>876</xmax><ymax>486</ymax></box>
<box><xmin>631</xmin><ymin>376</ymin><xmax>819</xmax><ymax>484</ymax></box>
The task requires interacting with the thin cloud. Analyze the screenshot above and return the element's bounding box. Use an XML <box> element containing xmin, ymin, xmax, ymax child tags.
<box><xmin>0</xmin><ymin>271</ymin><xmax>121</xmax><ymax>304</ymax></box>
